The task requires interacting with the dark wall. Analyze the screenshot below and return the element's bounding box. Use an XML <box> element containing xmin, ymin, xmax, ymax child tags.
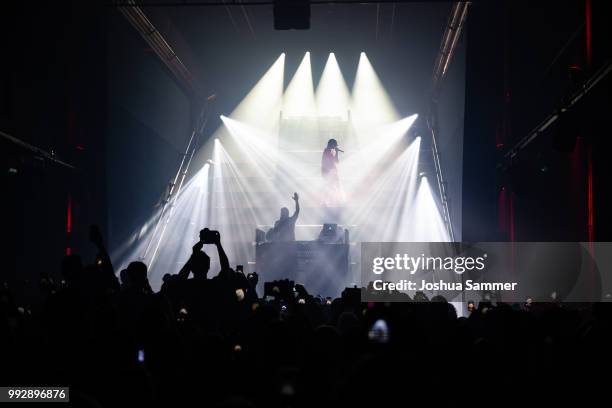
<box><xmin>463</xmin><ymin>0</ymin><xmax>612</xmax><ymax>242</ymax></box>
<box><xmin>462</xmin><ymin>2</ymin><xmax>506</xmax><ymax>242</ymax></box>
<box><xmin>437</xmin><ymin>36</ymin><xmax>466</xmax><ymax>240</ymax></box>
<box><xmin>0</xmin><ymin>2</ymin><xmax>108</xmax><ymax>291</ymax></box>
<box><xmin>106</xmin><ymin>11</ymin><xmax>192</xmax><ymax>250</ymax></box>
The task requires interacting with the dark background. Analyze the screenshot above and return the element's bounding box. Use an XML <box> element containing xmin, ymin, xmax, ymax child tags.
<box><xmin>463</xmin><ymin>0</ymin><xmax>612</xmax><ymax>242</ymax></box>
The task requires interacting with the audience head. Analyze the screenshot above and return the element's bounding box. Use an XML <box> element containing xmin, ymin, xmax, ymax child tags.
<box><xmin>191</xmin><ymin>251</ymin><xmax>211</xmax><ymax>277</ymax></box>
<box><xmin>126</xmin><ymin>261</ymin><xmax>149</xmax><ymax>290</ymax></box>
<box><xmin>6</xmin><ymin>221</ymin><xmax>606</xmax><ymax>407</ymax></box>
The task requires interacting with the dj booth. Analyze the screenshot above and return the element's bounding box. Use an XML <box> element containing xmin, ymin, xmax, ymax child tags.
<box><xmin>255</xmin><ymin>241</ymin><xmax>350</xmax><ymax>297</ymax></box>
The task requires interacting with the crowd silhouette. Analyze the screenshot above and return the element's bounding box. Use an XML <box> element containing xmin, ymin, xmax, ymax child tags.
<box><xmin>1</xmin><ymin>225</ymin><xmax>611</xmax><ymax>407</ymax></box>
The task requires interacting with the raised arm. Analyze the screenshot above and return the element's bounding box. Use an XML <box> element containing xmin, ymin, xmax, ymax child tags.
<box><xmin>291</xmin><ymin>192</ymin><xmax>300</xmax><ymax>220</ymax></box>
<box><xmin>177</xmin><ymin>259</ymin><xmax>191</xmax><ymax>280</ymax></box>
<box><xmin>215</xmin><ymin>234</ymin><xmax>230</xmax><ymax>272</ymax></box>
<box><xmin>178</xmin><ymin>241</ymin><xmax>204</xmax><ymax>279</ymax></box>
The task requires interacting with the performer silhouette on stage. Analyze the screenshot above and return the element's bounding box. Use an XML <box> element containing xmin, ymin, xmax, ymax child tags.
<box><xmin>321</xmin><ymin>139</ymin><xmax>345</xmax><ymax>207</ymax></box>
<box><xmin>271</xmin><ymin>192</ymin><xmax>300</xmax><ymax>241</ymax></box>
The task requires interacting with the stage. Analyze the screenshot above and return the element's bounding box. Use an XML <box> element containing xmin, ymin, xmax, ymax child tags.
<box><xmin>111</xmin><ymin>51</ymin><xmax>462</xmax><ymax>296</ymax></box>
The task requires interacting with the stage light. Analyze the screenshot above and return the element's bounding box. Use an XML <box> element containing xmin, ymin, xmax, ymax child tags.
<box><xmin>221</xmin><ymin>116</ymin><xmax>318</xmax><ymax>207</ymax></box>
<box><xmin>412</xmin><ymin>176</ymin><xmax>450</xmax><ymax>242</ymax></box>
<box><xmin>113</xmin><ymin>53</ymin><xmax>452</xmax><ymax>292</ymax></box>
<box><xmin>351</xmin><ymin>52</ymin><xmax>399</xmax><ymax>130</ymax></box>
<box><xmin>111</xmin><ymin>157</ymin><xmax>214</xmax><ymax>289</ymax></box>
<box><xmin>229</xmin><ymin>53</ymin><xmax>285</xmax><ymax>130</ymax></box>
<box><xmin>283</xmin><ymin>52</ymin><xmax>316</xmax><ymax>117</ymax></box>
<box><xmin>341</xmin><ymin>114</ymin><xmax>418</xmax><ymax>185</ymax></box>
<box><xmin>343</xmin><ymin>136</ymin><xmax>421</xmax><ymax>243</ymax></box>
<box><xmin>316</xmin><ymin>52</ymin><xmax>350</xmax><ymax>119</ymax></box>
<box><xmin>377</xmin><ymin>114</ymin><xmax>418</xmax><ymax>141</ymax></box>
<box><xmin>195</xmin><ymin>163</ymin><xmax>210</xmax><ymax>188</ymax></box>
<box><xmin>209</xmin><ymin>139</ymin><xmax>269</xmax><ymax>267</ymax></box>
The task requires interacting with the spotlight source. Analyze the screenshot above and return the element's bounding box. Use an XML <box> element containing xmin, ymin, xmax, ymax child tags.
<box><xmin>283</xmin><ymin>52</ymin><xmax>315</xmax><ymax>117</ymax></box>
<box><xmin>229</xmin><ymin>54</ymin><xmax>284</xmax><ymax>128</ymax></box>
<box><xmin>316</xmin><ymin>52</ymin><xmax>350</xmax><ymax>118</ymax></box>
<box><xmin>352</xmin><ymin>52</ymin><xmax>399</xmax><ymax>128</ymax></box>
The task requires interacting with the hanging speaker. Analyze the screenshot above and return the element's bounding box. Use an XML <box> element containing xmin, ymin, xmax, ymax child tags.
<box><xmin>274</xmin><ymin>0</ymin><xmax>310</xmax><ymax>30</ymax></box>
